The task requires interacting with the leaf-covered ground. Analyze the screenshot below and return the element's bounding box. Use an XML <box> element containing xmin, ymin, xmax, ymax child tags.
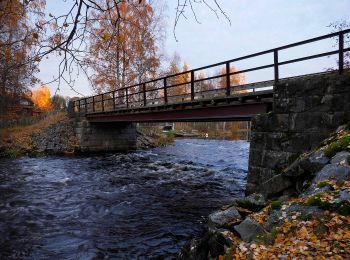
<box><xmin>221</xmin><ymin>180</ymin><xmax>350</xmax><ymax>259</ymax></box>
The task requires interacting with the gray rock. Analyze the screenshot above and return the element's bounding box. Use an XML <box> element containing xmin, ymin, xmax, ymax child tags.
<box><xmin>286</xmin><ymin>204</ymin><xmax>323</xmax><ymax>217</ymax></box>
<box><xmin>208</xmin><ymin>206</ymin><xmax>242</xmax><ymax>228</ymax></box>
<box><xmin>337</xmin><ymin>190</ymin><xmax>350</xmax><ymax>202</ymax></box>
<box><xmin>236</xmin><ymin>193</ymin><xmax>266</xmax><ymax>212</ymax></box>
<box><xmin>284</xmin><ymin>149</ymin><xmax>329</xmax><ymax>177</ymax></box>
<box><xmin>313</xmin><ymin>164</ymin><xmax>350</xmax><ymax>183</ymax></box>
<box><xmin>301</xmin><ymin>184</ymin><xmax>332</xmax><ymax>197</ymax></box>
<box><xmin>234</xmin><ymin>217</ymin><xmax>265</xmax><ymax>242</ymax></box>
<box><xmin>259</xmin><ymin>174</ymin><xmax>293</xmax><ymax>198</ymax></box>
<box><xmin>331</xmin><ymin>151</ymin><xmax>350</xmax><ymax>166</ymax></box>
<box><xmin>265</xmin><ymin>210</ymin><xmax>283</xmax><ymax>231</ymax></box>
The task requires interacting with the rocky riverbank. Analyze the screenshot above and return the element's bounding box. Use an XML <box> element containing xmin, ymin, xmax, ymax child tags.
<box><xmin>180</xmin><ymin>124</ymin><xmax>350</xmax><ymax>259</ymax></box>
<box><xmin>0</xmin><ymin>113</ymin><xmax>161</xmax><ymax>157</ymax></box>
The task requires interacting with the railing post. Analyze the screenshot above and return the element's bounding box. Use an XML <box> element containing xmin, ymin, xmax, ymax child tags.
<box><xmin>339</xmin><ymin>31</ymin><xmax>344</xmax><ymax>75</ymax></box>
<box><xmin>92</xmin><ymin>96</ymin><xmax>95</xmax><ymax>112</ymax></box>
<box><xmin>226</xmin><ymin>62</ymin><xmax>231</xmax><ymax>96</ymax></box>
<box><xmin>78</xmin><ymin>99</ymin><xmax>81</xmax><ymax>113</ymax></box>
<box><xmin>101</xmin><ymin>94</ymin><xmax>104</xmax><ymax>112</ymax></box>
<box><xmin>190</xmin><ymin>71</ymin><xmax>195</xmax><ymax>101</ymax></box>
<box><xmin>274</xmin><ymin>49</ymin><xmax>279</xmax><ymax>84</ymax></box>
<box><xmin>112</xmin><ymin>91</ymin><xmax>116</xmax><ymax>110</ymax></box>
<box><xmin>85</xmin><ymin>98</ymin><xmax>87</xmax><ymax>114</ymax></box>
<box><xmin>164</xmin><ymin>77</ymin><xmax>168</xmax><ymax>104</ymax></box>
<box><xmin>143</xmin><ymin>83</ymin><xmax>147</xmax><ymax>106</ymax></box>
<box><xmin>125</xmin><ymin>88</ymin><xmax>129</xmax><ymax>108</ymax></box>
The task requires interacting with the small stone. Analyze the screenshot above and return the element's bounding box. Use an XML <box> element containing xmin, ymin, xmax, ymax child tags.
<box><xmin>234</xmin><ymin>217</ymin><xmax>265</xmax><ymax>242</ymax></box>
<box><xmin>208</xmin><ymin>206</ymin><xmax>242</xmax><ymax>229</ymax></box>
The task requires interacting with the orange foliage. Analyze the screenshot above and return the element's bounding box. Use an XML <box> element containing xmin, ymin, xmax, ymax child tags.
<box><xmin>31</xmin><ymin>86</ymin><xmax>52</xmax><ymax>111</ymax></box>
<box><xmin>219</xmin><ymin>66</ymin><xmax>246</xmax><ymax>87</ymax></box>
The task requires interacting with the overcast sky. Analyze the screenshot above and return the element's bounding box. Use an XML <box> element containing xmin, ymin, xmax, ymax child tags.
<box><xmin>38</xmin><ymin>0</ymin><xmax>350</xmax><ymax>97</ymax></box>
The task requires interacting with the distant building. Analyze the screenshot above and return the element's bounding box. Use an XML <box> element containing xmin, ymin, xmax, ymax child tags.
<box><xmin>0</xmin><ymin>95</ymin><xmax>42</xmax><ymax>126</ymax></box>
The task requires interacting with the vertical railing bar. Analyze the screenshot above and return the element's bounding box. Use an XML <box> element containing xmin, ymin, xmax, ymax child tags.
<box><xmin>164</xmin><ymin>77</ymin><xmax>168</xmax><ymax>104</ymax></box>
<box><xmin>274</xmin><ymin>50</ymin><xmax>279</xmax><ymax>84</ymax></box>
<box><xmin>85</xmin><ymin>98</ymin><xmax>87</xmax><ymax>114</ymax></box>
<box><xmin>78</xmin><ymin>99</ymin><xmax>81</xmax><ymax>113</ymax></box>
<box><xmin>101</xmin><ymin>94</ymin><xmax>104</xmax><ymax>112</ymax></box>
<box><xmin>143</xmin><ymin>83</ymin><xmax>147</xmax><ymax>107</ymax></box>
<box><xmin>226</xmin><ymin>61</ymin><xmax>231</xmax><ymax>96</ymax></box>
<box><xmin>126</xmin><ymin>88</ymin><xmax>129</xmax><ymax>108</ymax></box>
<box><xmin>92</xmin><ymin>96</ymin><xmax>95</xmax><ymax>112</ymax></box>
<box><xmin>191</xmin><ymin>71</ymin><xmax>195</xmax><ymax>101</ymax></box>
<box><xmin>339</xmin><ymin>31</ymin><xmax>344</xmax><ymax>75</ymax></box>
<box><xmin>112</xmin><ymin>91</ymin><xmax>116</xmax><ymax>110</ymax></box>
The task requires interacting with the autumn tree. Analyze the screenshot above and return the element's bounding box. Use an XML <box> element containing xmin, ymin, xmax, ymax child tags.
<box><xmin>51</xmin><ymin>95</ymin><xmax>67</xmax><ymax>111</ymax></box>
<box><xmin>218</xmin><ymin>66</ymin><xmax>246</xmax><ymax>90</ymax></box>
<box><xmin>0</xmin><ymin>0</ymin><xmax>44</xmax><ymax>97</ymax></box>
<box><xmin>84</xmin><ymin>0</ymin><xmax>164</xmax><ymax>101</ymax></box>
<box><xmin>32</xmin><ymin>86</ymin><xmax>52</xmax><ymax>111</ymax></box>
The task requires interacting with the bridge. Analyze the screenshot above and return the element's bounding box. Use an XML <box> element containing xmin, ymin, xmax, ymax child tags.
<box><xmin>73</xmin><ymin>29</ymin><xmax>349</xmax><ymax>122</ymax></box>
<box><xmin>71</xmin><ymin>29</ymin><xmax>350</xmax><ymax>161</ymax></box>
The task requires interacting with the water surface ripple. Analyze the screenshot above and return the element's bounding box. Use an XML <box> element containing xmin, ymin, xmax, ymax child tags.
<box><xmin>0</xmin><ymin>139</ymin><xmax>249</xmax><ymax>259</ymax></box>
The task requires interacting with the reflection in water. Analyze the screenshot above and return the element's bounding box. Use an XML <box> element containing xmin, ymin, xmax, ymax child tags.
<box><xmin>0</xmin><ymin>139</ymin><xmax>249</xmax><ymax>259</ymax></box>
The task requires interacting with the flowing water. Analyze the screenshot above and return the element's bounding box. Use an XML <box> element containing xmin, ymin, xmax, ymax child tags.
<box><xmin>0</xmin><ymin>139</ymin><xmax>249</xmax><ymax>259</ymax></box>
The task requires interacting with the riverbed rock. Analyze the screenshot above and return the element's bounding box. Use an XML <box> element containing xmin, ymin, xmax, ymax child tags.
<box><xmin>207</xmin><ymin>230</ymin><xmax>234</xmax><ymax>258</ymax></box>
<box><xmin>236</xmin><ymin>193</ymin><xmax>266</xmax><ymax>212</ymax></box>
<box><xmin>178</xmin><ymin>233</ymin><xmax>209</xmax><ymax>260</ymax></box>
<box><xmin>234</xmin><ymin>217</ymin><xmax>265</xmax><ymax>242</ymax></box>
<box><xmin>313</xmin><ymin>164</ymin><xmax>350</xmax><ymax>183</ymax></box>
<box><xmin>208</xmin><ymin>206</ymin><xmax>242</xmax><ymax>229</ymax></box>
<box><xmin>259</xmin><ymin>174</ymin><xmax>293</xmax><ymax>198</ymax></box>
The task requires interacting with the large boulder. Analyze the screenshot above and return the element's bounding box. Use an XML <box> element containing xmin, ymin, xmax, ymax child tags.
<box><xmin>331</xmin><ymin>151</ymin><xmax>350</xmax><ymax>166</ymax></box>
<box><xmin>284</xmin><ymin>149</ymin><xmax>329</xmax><ymax>177</ymax></box>
<box><xmin>259</xmin><ymin>174</ymin><xmax>293</xmax><ymax>198</ymax></box>
<box><xmin>236</xmin><ymin>193</ymin><xmax>267</xmax><ymax>212</ymax></box>
<box><xmin>208</xmin><ymin>206</ymin><xmax>242</xmax><ymax>229</ymax></box>
<box><xmin>313</xmin><ymin>164</ymin><xmax>350</xmax><ymax>183</ymax></box>
<box><xmin>234</xmin><ymin>217</ymin><xmax>265</xmax><ymax>242</ymax></box>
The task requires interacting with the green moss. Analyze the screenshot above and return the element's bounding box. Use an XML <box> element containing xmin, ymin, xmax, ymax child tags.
<box><xmin>223</xmin><ymin>247</ymin><xmax>233</xmax><ymax>260</ymax></box>
<box><xmin>336</xmin><ymin>201</ymin><xmax>350</xmax><ymax>216</ymax></box>
<box><xmin>4</xmin><ymin>146</ymin><xmax>23</xmax><ymax>158</ymax></box>
<box><xmin>271</xmin><ymin>200</ymin><xmax>282</xmax><ymax>210</ymax></box>
<box><xmin>317</xmin><ymin>181</ymin><xmax>330</xmax><ymax>188</ymax></box>
<box><xmin>300</xmin><ymin>213</ymin><xmax>313</xmax><ymax>221</ymax></box>
<box><xmin>324</xmin><ymin>135</ymin><xmax>350</xmax><ymax>158</ymax></box>
<box><xmin>305</xmin><ymin>194</ymin><xmax>350</xmax><ymax>216</ymax></box>
<box><xmin>254</xmin><ymin>227</ymin><xmax>276</xmax><ymax>245</ymax></box>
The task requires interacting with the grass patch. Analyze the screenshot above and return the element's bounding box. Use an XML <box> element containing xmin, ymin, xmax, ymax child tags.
<box><xmin>271</xmin><ymin>200</ymin><xmax>282</xmax><ymax>210</ymax></box>
<box><xmin>324</xmin><ymin>135</ymin><xmax>350</xmax><ymax>158</ymax></box>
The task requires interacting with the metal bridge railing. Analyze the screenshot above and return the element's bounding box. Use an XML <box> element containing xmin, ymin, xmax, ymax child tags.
<box><xmin>74</xmin><ymin>29</ymin><xmax>350</xmax><ymax>115</ymax></box>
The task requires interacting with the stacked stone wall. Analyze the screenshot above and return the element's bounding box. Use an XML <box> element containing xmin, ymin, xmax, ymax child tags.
<box><xmin>247</xmin><ymin>72</ymin><xmax>350</xmax><ymax>194</ymax></box>
<box><xmin>75</xmin><ymin>120</ymin><xmax>137</xmax><ymax>153</ymax></box>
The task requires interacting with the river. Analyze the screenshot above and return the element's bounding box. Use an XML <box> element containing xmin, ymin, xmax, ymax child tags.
<box><xmin>0</xmin><ymin>139</ymin><xmax>249</xmax><ymax>259</ymax></box>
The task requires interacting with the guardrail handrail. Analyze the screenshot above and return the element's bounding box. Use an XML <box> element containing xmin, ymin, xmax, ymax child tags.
<box><xmin>74</xmin><ymin>29</ymin><xmax>350</xmax><ymax>114</ymax></box>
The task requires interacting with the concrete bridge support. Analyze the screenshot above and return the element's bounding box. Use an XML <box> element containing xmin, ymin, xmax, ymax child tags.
<box><xmin>246</xmin><ymin>72</ymin><xmax>350</xmax><ymax>196</ymax></box>
<box><xmin>74</xmin><ymin>120</ymin><xmax>137</xmax><ymax>153</ymax></box>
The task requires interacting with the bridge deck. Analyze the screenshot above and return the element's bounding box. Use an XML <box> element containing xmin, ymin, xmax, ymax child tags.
<box><xmin>73</xmin><ymin>29</ymin><xmax>350</xmax><ymax>122</ymax></box>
